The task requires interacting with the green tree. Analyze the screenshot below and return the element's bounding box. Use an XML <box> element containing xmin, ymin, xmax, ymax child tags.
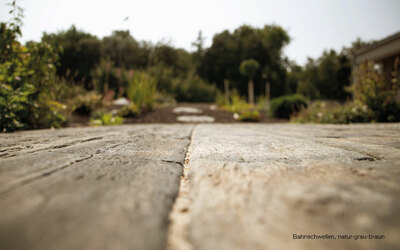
<box><xmin>239</xmin><ymin>59</ymin><xmax>260</xmax><ymax>105</ymax></box>
<box><xmin>198</xmin><ymin>25</ymin><xmax>290</xmax><ymax>98</ymax></box>
<box><xmin>149</xmin><ymin>43</ymin><xmax>192</xmax><ymax>76</ymax></box>
<box><xmin>192</xmin><ymin>30</ymin><xmax>206</xmax><ymax>70</ymax></box>
<box><xmin>42</xmin><ymin>25</ymin><xmax>101</xmax><ymax>89</ymax></box>
<box><xmin>101</xmin><ymin>30</ymin><xmax>149</xmax><ymax>69</ymax></box>
<box><xmin>297</xmin><ymin>50</ymin><xmax>351</xmax><ymax>100</ymax></box>
<box><xmin>297</xmin><ymin>58</ymin><xmax>320</xmax><ymax>99</ymax></box>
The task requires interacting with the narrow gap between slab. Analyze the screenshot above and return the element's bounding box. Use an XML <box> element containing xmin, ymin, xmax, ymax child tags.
<box><xmin>165</xmin><ymin>125</ymin><xmax>197</xmax><ymax>250</ymax></box>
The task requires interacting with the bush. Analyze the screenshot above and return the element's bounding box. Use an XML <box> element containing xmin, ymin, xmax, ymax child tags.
<box><xmin>90</xmin><ymin>111</ymin><xmax>123</xmax><ymax>126</ymax></box>
<box><xmin>0</xmin><ymin>5</ymin><xmax>66</xmax><ymax>132</ymax></box>
<box><xmin>350</xmin><ymin>61</ymin><xmax>400</xmax><ymax>122</ymax></box>
<box><xmin>293</xmin><ymin>60</ymin><xmax>400</xmax><ymax>124</ymax></box>
<box><xmin>147</xmin><ymin>65</ymin><xmax>217</xmax><ymax>103</ymax></box>
<box><xmin>71</xmin><ymin>92</ymin><xmax>102</xmax><ymax>115</ymax></box>
<box><xmin>126</xmin><ymin>71</ymin><xmax>157</xmax><ymax>111</ymax></box>
<box><xmin>154</xmin><ymin>91</ymin><xmax>176</xmax><ymax>107</ymax></box>
<box><xmin>91</xmin><ymin>59</ymin><xmax>127</xmax><ymax>97</ymax></box>
<box><xmin>238</xmin><ymin>110</ymin><xmax>260</xmax><ymax>122</ymax></box>
<box><xmin>220</xmin><ymin>90</ymin><xmax>260</xmax><ymax>122</ymax></box>
<box><xmin>174</xmin><ymin>72</ymin><xmax>217</xmax><ymax>102</ymax></box>
<box><xmin>269</xmin><ymin>94</ymin><xmax>308</xmax><ymax>118</ymax></box>
<box><xmin>224</xmin><ymin>89</ymin><xmax>252</xmax><ymax>113</ymax></box>
<box><xmin>117</xmin><ymin>104</ymin><xmax>140</xmax><ymax>117</ymax></box>
<box><xmin>293</xmin><ymin>101</ymin><xmax>373</xmax><ymax>124</ymax></box>
<box><xmin>256</xmin><ymin>96</ymin><xmax>268</xmax><ymax>110</ymax></box>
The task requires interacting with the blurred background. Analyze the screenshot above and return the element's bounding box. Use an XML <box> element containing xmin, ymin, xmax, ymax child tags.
<box><xmin>1</xmin><ymin>0</ymin><xmax>399</xmax><ymax>131</ymax></box>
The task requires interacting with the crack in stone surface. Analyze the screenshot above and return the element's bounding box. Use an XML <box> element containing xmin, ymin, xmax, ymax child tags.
<box><xmin>0</xmin><ymin>154</ymin><xmax>94</xmax><ymax>195</ymax></box>
<box><xmin>166</xmin><ymin>126</ymin><xmax>196</xmax><ymax>250</ymax></box>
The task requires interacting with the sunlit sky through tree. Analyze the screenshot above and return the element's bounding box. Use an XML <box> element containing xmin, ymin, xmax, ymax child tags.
<box><xmin>0</xmin><ymin>0</ymin><xmax>399</xmax><ymax>65</ymax></box>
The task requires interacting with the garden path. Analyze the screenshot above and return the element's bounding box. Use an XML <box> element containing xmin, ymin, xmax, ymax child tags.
<box><xmin>1</xmin><ymin>123</ymin><xmax>400</xmax><ymax>250</ymax></box>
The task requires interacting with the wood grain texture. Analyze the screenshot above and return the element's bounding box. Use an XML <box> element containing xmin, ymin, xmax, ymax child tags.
<box><xmin>187</xmin><ymin>124</ymin><xmax>400</xmax><ymax>250</ymax></box>
<box><xmin>0</xmin><ymin>125</ymin><xmax>194</xmax><ymax>250</ymax></box>
<box><xmin>1</xmin><ymin>123</ymin><xmax>400</xmax><ymax>250</ymax></box>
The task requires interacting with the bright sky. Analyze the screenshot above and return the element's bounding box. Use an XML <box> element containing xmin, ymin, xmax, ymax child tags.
<box><xmin>1</xmin><ymin>0</ymin><xmax>399</xmax><ymax>65</ymax></box>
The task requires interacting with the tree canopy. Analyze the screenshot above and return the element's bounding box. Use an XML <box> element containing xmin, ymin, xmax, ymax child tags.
<box><xmin>297</xmin><ymin>50</ymin><xmax>352</xmax><ymax>100</ymax></box>
<box><xmin>198</xmin><ymin>25</ymin><xmax>290</xmax><ymax>98</ymax></box>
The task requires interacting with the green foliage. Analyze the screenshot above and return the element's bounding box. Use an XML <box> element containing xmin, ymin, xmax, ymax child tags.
<box><xmin>256</xmin><ymin>96</ymin><xmax>268</xmax><ymax>110</ymax></box>
<box><xmin>0</xmin><ymin>3</ymin><xmax>66</xmax><ymax>132</ymax></box>
<box><xmin>147</xmin><ymin>64</ymin><xmax>175</xmax><ymax>95</ymax></box>
<box><xmin>224</xmin><ymin>90</ymin><xmax>252</xmax><ymax>113</ymax></box>
<box><xmin>150</xmin><ymin>45</ymin><xmax>192</xmax><ymax>76</ymax></box>
<box><xmin>117</xmin><ymin>104</ymin><xmax>140</xmax><ymax>117</ymax></box>
<box><xmin>199</xmin><ymin>25</ymin><xmax>290</xmax><ymax>98</ymax></box>
<box><xmin>174</xmin><ymin>72</ymin><xmax>217</xmax><ymax>102</ymax></box>
<box><xmin>221</xmin><ymin>90</ymin><xmax>259</xmax><ymax>122</ymax></box>
<box><xmin>102</xmin><ymin>30</ymin><xmax>149</xmax><ymax>69</ymax></box>
<box><xmin>293</xmin><ymin>60</ymin><xmax>400</xmax><ymax>124</ymax></box>
<box><xmin>91</xmin><ymin>59</ymin><xmax>128</xmax><ymax>97</ymax></box>
<box><xmin>147</xmin><ymin>64</ymin><xmax>216</xmax><ymax>103</ymax></box>
<box><xmin>269</xmin><ymin>94</ymin><xmax>308</xmax><ymax>119</ymax></box>
<box><xmin>42</xmin><ymin>25</ymin><xmax>101</xmax><ymax>89</ymax></box>
<box><xmin>293</xmin><ymin>101</ymin><xmax>373</xmax><ymax>124</ymax></box>
<box><xmin>215</xmin><ymin>90</ymin><xmax>227</xmax><ymax>106</ymax></box>
<box><xmin>296</xmin><ymin>59</ymin><xmax>320</xmax><ymax>99</ymax></box>
<box><xmin>238</xmin><ymin>110</ymin><xmax>260</xmax><ymax>122</ymax></box>
<box><xmin>239</xmin><ymin>59</ymin><xmax>260</xmax><ymax>79</ymax></box>
<box><xmin>90</xmin><ymin>111</ymin><xmax>123</xmax><ymax>126</ymax></box>
<box><xmin>350</xmin><ymin>61</ymin><xmax>400</xmax><ymax>122</ymax></box>
<box><xmin>154</xmin><ymin>91</ymin><xmax>177</xmax><ymax>107</ymax></box>
<box><xmin>297</xmin><ymin>50</ymin><xmax>352</xmax><ymax>100</ymax></box>
<box><xmin>71</xmin><ymin>92</ymin><xmax>102</xmax><ymax>115</ymax></box>
<box><xmin>127</xmin><ymin>72</ymin><xmax>157</xmax><ymax>111</ymax></box>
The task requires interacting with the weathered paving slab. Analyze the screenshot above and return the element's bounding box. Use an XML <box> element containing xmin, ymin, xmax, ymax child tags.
<box><xmin>1</xmin><ymin>123</ymin><xmax>400</xmax><ymax>250</ymax></box>
<box><xmin>184</xmin><ymin>124</ymin><xmax>400</xmax><ymax>250</ymax></box>
<box><xmin>0</xmin><ymin>125</ymin><xmax>194</xmax><ymax>250</ymax></box>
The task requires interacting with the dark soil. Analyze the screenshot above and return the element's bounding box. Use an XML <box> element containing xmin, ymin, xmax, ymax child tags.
<box><xmin>125</xmin><ymin>103</ymin><xmax>287</xmax><ymax>124</ymax></box>
<box><xmin>69</xmin><ymin>103</ymin><xmax>287</xmax><ymax>126</ymax></box>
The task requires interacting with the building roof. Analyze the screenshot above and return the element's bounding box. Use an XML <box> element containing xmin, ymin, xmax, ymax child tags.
<box><xmin>354</xmin><ymin>31</ymin><xmax>400</xmax><ymax>64</ymax></box>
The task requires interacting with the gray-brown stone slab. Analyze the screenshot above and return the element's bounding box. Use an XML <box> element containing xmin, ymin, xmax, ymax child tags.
<box><xmin>186</xmin><ymin>124</ymin><xmax>400</xmax><ymax>250</ymax></box>
<box><xmin>0</xmin><ymin>125</ymin><xmax>194</xmax><ymax>250</ymax></box>
<box><xmin>1</xmin><ymin>123</ymin><xmax>400</xmax><ymax>250</ymax></box>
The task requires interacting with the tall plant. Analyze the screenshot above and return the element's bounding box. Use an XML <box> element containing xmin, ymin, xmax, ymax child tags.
<box><xmin>239</xmin><ymin>59</ymin><xmax>260</xmax><ymax>105</ymax></box>
<box><xmin>126</xmin><ymin>72</ymin><xmax>157</xmax><ymax>111</ymax></box>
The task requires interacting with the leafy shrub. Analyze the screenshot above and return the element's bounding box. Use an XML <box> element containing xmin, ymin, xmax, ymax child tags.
<box><xmin>174</xmin><ymin>72</ymin><xmax>217</xmax><ymax>102</ymax></box>
<box><xmin>238</xmin><ymin>110</ymin><xmax>260</xmax><ymax>122</ymax></box>
<box><xmin>148</xmin><ymin>65</ymin><xmax>216</xmax><ymax>103</ymax></box>
<box><xmin>117</xmin><ymin>104</ymin><xmax>140</xmax><ymax>117</ymax></box>
<box><xmin>256</xmin><ymin>96</ymin><xmax>268</xmax><ymax>110</ymax></box>
<box><xmin>224</xmin><ymin>90</ymin><xmax>252</xmax><ymax>113</ymax></box>
<box><xmin>147</xmin><ymin>64</ymin><xmax>175</xmax><ymax>95</ymax></box>
<box><xmin>90</xmin><ymin>111</ymin><xmax>123</xmax><ymax>126</ymax></box>
<box><xmin>294</xmin><ymin>60</ymin><xmax>400</xmax><ymax>124</ymax></box>
<box><xmin>154</xmin><ymin>91</ymin><xmax>177</xmax><ymax>107</ymax></box>
<box><xmin>269</xmin><ymin>94</ymin><xmax>308</xmax><ymax>118</ymax></box>
<box><xmin>350</xmin><ymin>61</ymin><xmax>400</xmax><ymax>122</ymax></box>
<box><xmin>293</xmin><ymin>101</ymin><xmax>373</xmax><ymax>124</ymax></box>
<box><xmin>221</xmin><ymin>90</ymin><xmax>260</xmax><ymax>122</ymax></box>
<box><xmin>91</xmin><ymin>59</ymin><xmax>127</xmax><ymax>97</ymax></box>
<box><xmin>215</xmin><ymin>90</ymin><xmax>227</xmax><ymax>106</ymax></box>
<box><xmin>0</xmin><ymin>4</ymin><xmax>66</xmax><ymax>132</ymax></box>
<box><xmin>71</xmin><ymin>92</ymin><xmax>102</xmax><ymax>115</ymax></box>
<box><xmin>126</xmin><ymin>71</ymin><xmax>157</xmax><ymax>111</ymax></box>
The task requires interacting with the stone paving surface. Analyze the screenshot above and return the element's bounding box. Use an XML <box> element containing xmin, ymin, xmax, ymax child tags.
<box><xmin>0</xmin><ymin>125</ymin><xmax>194</xmax><ymax>250</ymax></box>
<box><xmin>1</xmin><ymin>123</ymin><xmax>400</xmax><ymax>250</ymax></box>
